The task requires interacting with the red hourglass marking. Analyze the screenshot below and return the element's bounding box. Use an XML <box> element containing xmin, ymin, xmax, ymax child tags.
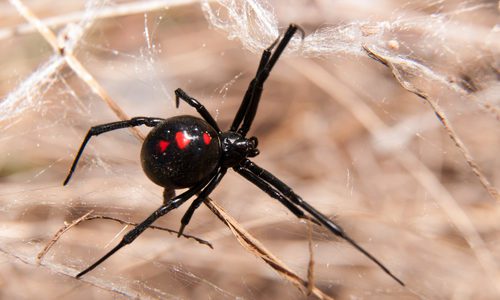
<box><xmin>203</xmin><ymin>133</ymin><xmax>212</xmax><ymax>145</ymax></box>
<box><xmin>157</xmin><ymin>140</ymin><xmax>169</xmax><ymax>153</ymax></box>
<box><xmin>176</xmin><ymin>131</ymin><xmax>190</xmax><ymax>150</ymax></box>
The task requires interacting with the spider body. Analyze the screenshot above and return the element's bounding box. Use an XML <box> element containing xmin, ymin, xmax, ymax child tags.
<box><xmin>141</xmin><ymin>115</ymin><xmax>220</xmax><ymax>189</ymax></box>
<box><xmin>140</xmin><ymin>115</ymin><xmax>260</xmax><ymax>188</ymax></box>
<box><xmin>63</xmin><ymin>24</ymin><xmax>404</xmax><ymax>286</ymax></box>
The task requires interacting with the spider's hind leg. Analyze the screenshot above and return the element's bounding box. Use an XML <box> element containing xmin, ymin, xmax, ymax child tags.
<box><xmin>240</xmin><ymin>159</ymin><xmax>405</xmax><ymax>286</ymax></box>
<box><xmin>75</xmin><ymin>177</ymin><xmax>210</xmax><ymax>278</ymax></box>
<box><xmin>235</xmin><ymin>163</ymin><xmax>314</xmax><ymax>223</ymax></box>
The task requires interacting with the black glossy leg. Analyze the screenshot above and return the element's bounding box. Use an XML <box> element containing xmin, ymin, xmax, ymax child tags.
<box><xmin>235</xmin><ymin>24</ymin><xmax>304</xmax><ymax>136</ymax></box>
<box><xmin>76</xmin><ymin>177</ymin><xmax>211</xmax><ymax>278</ymax></box>
<box><xmin>63</xmin><ymin>117</ymin><xmax>166</xmax><ymax>185</ymax></box>
<box><xmin>163</xmin><ymin>188</ymin><xmax>176</xmax><ymax>205</ymax></box>
<box><xmin>177</xmin><ymin>168</ymin><xmax>227</xmax><ymax>237</ymax></box>
<box><xmin>235</xmin><ymin>165</ymin><xmax>310</xmax><ymax>221</ymax></box>
<box><xmin>230</xmin><ymin>39</ymin><xmax>275</xmax><ymax>132</ymax></box>
<box><xmin>241</xmin><ymin>159</ymin><xmax>405</xmax><ymax>287</ymax></box>
<box><xmin>174</xmin><ymin>88</ymin><xmax>221</xmax><ymax>133</ymax></box>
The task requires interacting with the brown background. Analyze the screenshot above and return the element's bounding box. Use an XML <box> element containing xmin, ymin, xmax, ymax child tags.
<box><xmin>0</xmin><ymin>0</ymin><xmax>499</xmax><ymax>299</ymax></box>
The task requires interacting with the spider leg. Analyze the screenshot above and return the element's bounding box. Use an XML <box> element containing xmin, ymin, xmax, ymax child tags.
<box><xmin>177</xmin><ymin>168</ymin><xmax>227</xmax><ymax>237</ymax></box>
<box><xmin>240</xmin><ymin>159</ymin><xmax>405</xmax><ymax>287</ymax></box>
<box><xmin>63</xmin><ymin>117</ymin><xmax>166</xmax><ymax>185</ymax></box>
<box><xmin>174</xmin><ymin>88</ymin><xmax>221</xmax><ymax>133</ymax></box>
<box><xmin>163</xmin><ymin>188</ymin><xmax>176</xmax><ymax>205</ymax></box>
<box><xmin>230</xmin><ymin>37</ymin><xmax>275</xmax><ymax>132</ymax></box>
<box><xmin>234</xmin><ymin>165</ymin><xmax>316</xmax><ymax>223</ymax></box>
<box><xmin>76</xmin><ymin>177</ymin><xmax>210</xmax><ymax>278</ymax></box>
<box><xmin>235</xmin><ymin>24</ymin><xmax>304</xmax><ymax>136</ymax></box>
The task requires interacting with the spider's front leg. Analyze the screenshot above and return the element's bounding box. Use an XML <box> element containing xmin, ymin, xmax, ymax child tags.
<box><xmin>232</xmin><ymin>24</ymin><xmax>305</xmax><ymax>136</ymax></box>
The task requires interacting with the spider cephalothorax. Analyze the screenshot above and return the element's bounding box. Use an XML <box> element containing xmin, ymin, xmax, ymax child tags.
<box><xmin>220</xmin><ymin>132</ymin><xmax>259</xmax><ymax>167</ymax></box>
<box><xmin>63</xmin><ymin>24</ymin><xmax>404</xmax><ymax>286</ymax></box>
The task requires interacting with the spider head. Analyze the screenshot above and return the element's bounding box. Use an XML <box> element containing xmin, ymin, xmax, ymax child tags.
<box><xmin>220</xmin><ymin>132</ymin><xmax>259</xmax><ymax>167</ymax></box>
<box><xmin>247</xmin><ymin>136</ymin><xmax>260</xmax><ymax>157</ymax></box>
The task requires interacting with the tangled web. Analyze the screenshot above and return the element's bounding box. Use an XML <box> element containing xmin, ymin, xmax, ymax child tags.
<box><xmin>0</xmin><ymin>0</ymin><xmax>499</xmax><ymax>299</ymax></box>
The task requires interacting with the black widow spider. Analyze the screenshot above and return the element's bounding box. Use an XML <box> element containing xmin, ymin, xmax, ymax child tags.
<box><xmin>63</xmin><ymin>24</ymin><xmax>404</xmax><ymax>286</ymax></box>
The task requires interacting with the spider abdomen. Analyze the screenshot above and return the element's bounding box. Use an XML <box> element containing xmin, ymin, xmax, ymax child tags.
<box><xmin>140</xmin><ymin>115</ymin><xmax>221</xmax><ymax>189</ymax></box>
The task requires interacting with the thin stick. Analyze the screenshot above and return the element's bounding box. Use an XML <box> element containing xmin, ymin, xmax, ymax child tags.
<box><xmin>306</xmin><ymin>220</ymin><xmax>315</xmax><ymax>295</ymax></box>
<box><xmin>37</xmin><ymin>212</ymin><xmax>213</xmax><ymax>264</ymax></box>
<box><xmin>10</xmin><ymin>0</ymin><xmax>144</xmax><ymax>141</ymax></box>
<box><xmin>1</xmin><ymin>0</ymin><xmax>201</xmax><ymax>41</ymax></box>
<box><xmin>83</xmin><ymin>215</ymin><xmax>213</xmax><ymax>249</ymax></box>
<box><xmin>204</xmin><ymin>197</ymin><xmax>334</xmax><ymax>300</ymax></box>
<box><xmin>37</xmin><ymin>210</ymin><xmax>94</xmax><ymax>263</ymax></box>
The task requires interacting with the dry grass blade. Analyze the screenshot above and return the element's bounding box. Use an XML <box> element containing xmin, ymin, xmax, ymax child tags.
<box><xmin>363</xmin><ymin>46</ymin><xmax>499</xmax><ymax>203</ymax></box>
<box><xmin>36</xmin><ymin>210</ymin><xmax>95</xmax><ymax>263</ymax></box>
<box><xmin>8</xmin><ymin>0</ymin><xmax>59</xmax><ymax>51</ymax></box>
<box><xmin>204</xmin><ymin>197</ymin><xmax>333</xmax><ymax>300</ymax></box>
<box><xmin>306</xmin><ymin>220</ymin><xmax>315</xmax><ymax>295</ymax></box>
<box><xmin>63</xmin><ymin>56</ymin><xmax>144</xmax><ymax>140</ymax></box>
<box><xmin>10</xmin><ymin>0</ymin><xmax>144</xmax><ymax>140</ymax></box>
<box><xmin>83</xmin><ymin>215</ymin><xmax>213</xmax><ymax>248</ymax></box>
<box><xmin>0</xmin><ymin>0</ymin><xmax>201</xmax><ymax>41</ymax></box>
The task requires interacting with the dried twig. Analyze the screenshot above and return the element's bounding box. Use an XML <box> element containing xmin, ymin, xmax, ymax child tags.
<box><xmin>0</xmin><ymin>0</ymin><xmax>200</xmax><ymax>41</ymax></box>
<box><xmin>204</xmin><ymin>197</ymin><xmax>334</xmax><ymax>300</ymax></box>
<box><xmin>9</xmin><ymin>0</ymin><xmax>144</xmax><ymax>141</ymax></box>
<box><xmin>37</xmin><ymin>211</ymin><xmax>213</xmax><ymax>264</ymax></box>
<box><xmin>83</xmin><ymin>215</ymin><xmax>213</xmax><ymax>248</ymax></box>
<box><xmin>36</xmin><ymin>210</ymin><xmax>95</xmax><ymax>263</ymax></box>
<box><xmin>306</xmin><ymin>220</ymin><xmax>315</xmax><ymax>295</ymax></box>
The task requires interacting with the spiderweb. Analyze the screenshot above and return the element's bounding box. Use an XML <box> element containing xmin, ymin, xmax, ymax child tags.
<box><xmin>0</xmin><ymin>0</ymin><xmax>499</xmax><ymax>299</ymax></box>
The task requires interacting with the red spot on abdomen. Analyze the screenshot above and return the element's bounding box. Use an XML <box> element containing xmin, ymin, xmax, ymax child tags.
<box><xmin>203</xmin><ymin>132</ymin><xmax>212</xmax><ymax>145</ymax></box>
<box><xmin>157</xmin><ymin>140</ymin><xmax>169</xmax><ymax>153</ymax></box>
<box><xmin>176</xmin><ymin>131</ymin><xmax>190</xmax><ymax>149</ymax></box>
